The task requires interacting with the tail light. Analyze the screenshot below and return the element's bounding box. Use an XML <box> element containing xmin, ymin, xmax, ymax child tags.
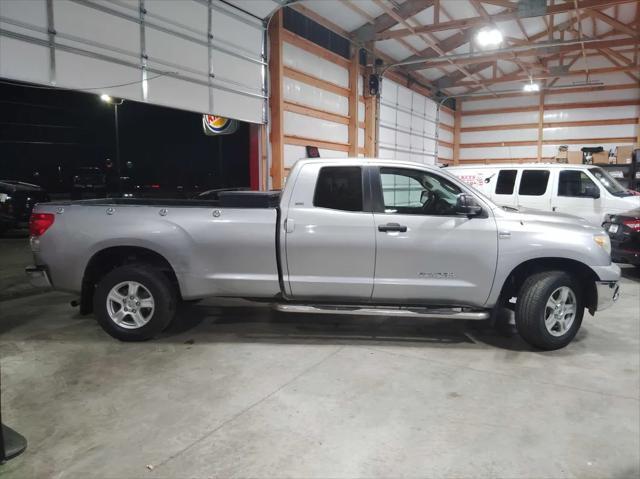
<box><xmin>29</xmin><ymin>213</ymin><xmax>55</xmax><ymax>237</ymax></box>
<box><xmin>623</xmin><ymin>219</ymin><xmax>640</xmax><ymax>232</ymax></box>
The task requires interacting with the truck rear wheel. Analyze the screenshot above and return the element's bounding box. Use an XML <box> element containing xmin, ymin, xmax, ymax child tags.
<box><xmin>94</xmin><ymin>264</ymin><xmax>177</xmax><ymax>341</ymax></box>
<box><xmin>515</xmin><ymin>271</ymin><xmax>584</xmax><ymax>350</ymax></box>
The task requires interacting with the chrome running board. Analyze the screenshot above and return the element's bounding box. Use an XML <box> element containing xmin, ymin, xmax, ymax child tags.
<box><xmin>273</xmin><ymin>304</ymin><xmax>489</xmax><ymax>320</ymax></box>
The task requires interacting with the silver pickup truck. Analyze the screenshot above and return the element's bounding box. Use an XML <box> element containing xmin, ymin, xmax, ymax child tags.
<box><xmin>26</xmin><ymin>158</ymin><xmax>620</xmax><ymax>350</ymax></box>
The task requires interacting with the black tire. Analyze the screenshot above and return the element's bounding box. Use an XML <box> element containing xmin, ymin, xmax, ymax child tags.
<box><xmin>515</xmin><ymin>270</ymin><xmax>584</xmax><ymax>350</ymax></box>
<box><xmin>93</xmin><ymin>264</ymin><xmax>177</xmax><ymax>341</ymax></box>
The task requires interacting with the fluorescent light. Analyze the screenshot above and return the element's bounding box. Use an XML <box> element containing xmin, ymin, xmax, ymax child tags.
<box><xmin>100</xmin><ymin>94</ymin><xmax>112</xmax><ymax>103</ymax></box>
<box><xmin>523</xmin><ymin>83</ymin><xmax>540</xmax><ymax>92</ymax></box>
<box><xmin>476</xmin><ymin>28</ymin><xmax>503</xmax><ymax>47</ymax></box>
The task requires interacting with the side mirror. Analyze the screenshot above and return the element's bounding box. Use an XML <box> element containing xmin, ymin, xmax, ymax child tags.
<box><xmin>456</xmin><ymin>193</ymin><xmax>483</xmax><ymax>217</ymax></box>
<box><xmin>584</xmin><ymin>184</ymin><xmax>600</xmax><ymax>199</ymax></box>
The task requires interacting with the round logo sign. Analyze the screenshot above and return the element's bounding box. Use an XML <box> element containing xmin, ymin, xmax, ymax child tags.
<box><xmin>202</xmin><ymin>115</ymin><xmax>238</xmax><ymax>136</ymax></box>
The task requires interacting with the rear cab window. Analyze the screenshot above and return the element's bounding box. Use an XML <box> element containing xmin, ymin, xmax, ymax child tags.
<box><xmin>519</xmin><ymin>170</ymin><xmax>550</xmax><ymax>196</ymax></box>
<box><xmin>313</xmin><ymin>166</ymin><xmax>363</xmax><ymax>212</ymax></box>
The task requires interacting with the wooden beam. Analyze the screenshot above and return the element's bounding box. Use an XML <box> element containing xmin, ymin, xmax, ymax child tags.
<box><xmin>462</xmin><ymin>118</ymin><xmax>639</xmax><ymax>131</ymax></box>
<box><xmin>409</xmin><ymin>37</ymin><xmax>639</xmax><ymax>71</ymax></box>
<box><xmin>268</xmin><ymin>9</ymin><xmax>284</xmax><ymax>189</ymax></box>
<box><xmin>584</xmin><ymin>8</ymin><xmax>638</xmax><ymax>37</ymax></box>
<box><xmin>348</xmin><ymin>45</ymin><xmax>359</xmax><ymax>156</ymax></box>
<box><xmin>463</xmin><ymin>99</ymin><xmax>640</xmax><ymax>115</ymax></box>
<box><xmin>453</xmin><ymin>106</ymin><xmax>462</xmax><ymax>165</ymax></box>
<box><xmin>537</xmin><ymin>92</ymin><xmax>544</xmax><ymax>161</ymax></box>
<box><xmin>283</xmin><ymin>66</ymin><xmax>350</xmax><ymax>97</ymax></box>
<box><xmin>352</xmin><ymin>0</ymin><xmax>434</xmax><ymax>42</ymax></box>
<box><xmin>284</xmin><ymin>135</ymin><xmax>350</xmax><ymax>152</ymax></box>
<box><xmin>453</xmin><ymin>65</ymin><xmax>640</xmax><ymax>86</ymax></box>
<box><xmin>478</xmin><ymin>0</ymin><xmax>518</xmax><ymax>8</ymax></box>
<box><xmin>461</xmin><ymin>137</ymin><xmax>637</xmax><ymax>148</ymax></box>
<box><xmin>283</xmin><ymin>101</ymin><xmax>349</xmax><ymax>125</ymax></box>
<box><xmin>364</xmin><ymin>94</ymin><xmax>377</xmax><ymax>157</ymax></box>
<box><xmin>376</xmin><ymin>0</ymin><xmax>636</xmax><ymax>40</ymax></box>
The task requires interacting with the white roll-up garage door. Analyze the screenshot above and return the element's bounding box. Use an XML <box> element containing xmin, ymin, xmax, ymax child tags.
<box><xmin>378</xmin><ymin>78</ymin><xmax>438</xmax><ymax>164</ymax></box>
<box><xmin>0</xmin><ymin>0</ymin><xmax>278</xmax><ymax>124</ymax></box>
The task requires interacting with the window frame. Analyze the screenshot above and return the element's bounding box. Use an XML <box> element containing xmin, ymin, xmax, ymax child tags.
<box><xmin>557</xmin><ymin>169</ymin><xmax>600</xmax><ymax>198</ymax></box>
<box><xmin>518</xmin><ymin>169</ymin><xmax>551</xmax><ymax>197</ymax></box>
<box><xmin>370</xmin><ymin>166</ymin><xmax>467</xmax><ymax>217</ymax></box>
<box><xmin>494</xmin><ymin>169</ymin><xmax>518</xmax><ymax>196</ymax></box>
<box><xmin>312</xmin><ymin>165</ymin><xmax>372</xmax><ymax>213</ymax></box>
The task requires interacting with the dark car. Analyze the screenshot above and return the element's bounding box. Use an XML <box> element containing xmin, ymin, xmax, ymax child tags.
<box><xmin>603</xmin><ymin>208</ymin><xmax>640</xmax><ymax>266</ymax></box>
<box><xmin>0</xmin><ymin>180</ymin><xmax>50</xmax><ymax>233</ymax></box>
<box><xmin>71</xmin><ymin>167</ymin><xmax>107</xmax><ymax>199</ymax></box>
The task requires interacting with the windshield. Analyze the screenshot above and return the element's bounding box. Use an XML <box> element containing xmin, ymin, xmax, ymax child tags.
<box><xmin>589</xmin><ymin>167</ymin><xmax>630</xmax><ymax>197</ymax></box>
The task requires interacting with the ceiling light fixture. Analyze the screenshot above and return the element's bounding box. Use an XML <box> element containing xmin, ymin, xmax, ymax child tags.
<box><xmin>475</xmin><ymin>28</ymin><xmax>503</xmax><ymax>47</ymax></box>
<box><xmin>523</xmin><ymin>82</ymin><xmax>540</xmax><ymax>92</ymax></box>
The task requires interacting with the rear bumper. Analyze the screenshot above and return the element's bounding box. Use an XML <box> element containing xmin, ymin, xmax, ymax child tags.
<box><xmin>595</xmin><ymin>281</ymin><xmax>620</xmax><ymax>311</ymax></box>
<box><xmin>25</xmin><ymin>265</ymin><xmax>52</xmax><ymax>288</ymax></box>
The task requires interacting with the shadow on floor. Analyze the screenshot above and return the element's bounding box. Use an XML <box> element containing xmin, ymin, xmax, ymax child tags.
<box><xmin>158</xmin><ymin>302</ymin><xmax>541</xmax><ymax>352</ymax></box>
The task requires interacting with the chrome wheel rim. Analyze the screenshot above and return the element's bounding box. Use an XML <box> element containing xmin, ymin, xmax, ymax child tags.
<box><xmin>106</xmin><ymin>281</ymin><xmax>155</xmax><ymax>329</ymax></box>
<box><xmin>544</xmin><ymin>286</ymin><xmax>577</xmax><ymax>337</ymax></box>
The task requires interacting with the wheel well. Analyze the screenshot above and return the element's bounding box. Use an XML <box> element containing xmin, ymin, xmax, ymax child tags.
<box><xmin>80</xmin><ymin>246</ymin><xmax>180</xmax><ymax>314</ymax></box>
<box><xmin>500</xmin><ymin>258</ymin><xmax>599</xmax><ymax>313</ymax></box>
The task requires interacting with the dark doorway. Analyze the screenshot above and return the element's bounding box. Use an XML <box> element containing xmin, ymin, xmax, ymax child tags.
<box><xmin>0</xmin><ymin>81</ymin><xmax>250</xmax><ymax>199</ymax></box>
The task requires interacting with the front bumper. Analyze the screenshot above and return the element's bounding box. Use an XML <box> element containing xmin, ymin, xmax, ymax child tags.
<box><xmin>595</xmin><ymin>281</ymin><xmax>620</xmax><ymax>311</ymax></box>
<box><xmin>25</xmin><ymin>265</ymin><xmax>52</xmax><ymax>288</ymax></box>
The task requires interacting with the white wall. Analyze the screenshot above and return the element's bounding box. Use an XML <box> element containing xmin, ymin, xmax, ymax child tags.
<box><xmin>459</xmin><ymin>86</ymin><xmax>639</xmax><ymax>162</ymax></box>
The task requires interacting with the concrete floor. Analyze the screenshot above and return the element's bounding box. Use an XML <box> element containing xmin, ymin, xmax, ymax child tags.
<box><xmin>1</xmin><ymin>237</ymin><xmax>639</xmax><ymax>478</ymax></box>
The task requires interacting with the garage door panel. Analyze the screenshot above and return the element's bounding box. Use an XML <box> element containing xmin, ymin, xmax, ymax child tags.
<box><xmin>145</xmin><ymin>0</ymin><xmax>208</xmax><ymax>35</ymax></box>
<box><xmin>56</xmin><ymin>51</ymin><xmax>143</xmax><ymax>101</ymax></box>
<box><xmin>0</xmin><ymin>0</ymin><xmax>268</xmax><ymax>123</ymax></box>
<box><xmin>212</xmin><ymin>9</ymin><xmax>263</xmax><ymax>56</ymax></box>
<box><xmin>0</xmin><ymin>37</ymin><xmax>50</xmax><ymax>84</ymax></box>
<box><xmin>211</xmin><ymin>50</ymin><xmax>263</xmax><ymax>92</ymax></box>
<box><xmin>0</xmin><ymin>0</ymin><xmax>47</xmax><ymax>36</ymax></box>
<box><xmin>146</xmin><ymin>28</ymin><xmax>207</xmax><ymax>76</ymax></box>
<box><xmin>208</xmin><ymin>88</ymin><xmax>264</xmax><ymax>125</ymax></box>
<box><xmin>55</xmin><ymin>1</ymin><xmax>139</xmax><ymax>55</ymax></box>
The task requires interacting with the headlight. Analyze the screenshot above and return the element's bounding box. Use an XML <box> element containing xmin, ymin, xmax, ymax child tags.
<box><xmin>594</xmin><ymin>234</ymin><xmax>611</xmax><ymax>255</ymax></box>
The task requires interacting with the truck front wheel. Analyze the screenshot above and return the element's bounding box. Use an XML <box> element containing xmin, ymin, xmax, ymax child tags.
<box><xmin>94</xmin><ymin>264</ymin><xmax>177</xmax><ymax>341</ymax></box>
<box><xmin>515</xmin><ymin>271</ymin><xmax>584</xmax><ymax>350</ymax></box>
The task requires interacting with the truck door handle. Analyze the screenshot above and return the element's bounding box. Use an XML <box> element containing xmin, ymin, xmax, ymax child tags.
<box><xmin>378</xmin><ymin>223</ymin><xmax>407</xmax><ymax>233</ymax></box>
<box><xmin>284</xmin><ymin>218</ymin><xmax>295</xmax><ymax>233</ymax></box>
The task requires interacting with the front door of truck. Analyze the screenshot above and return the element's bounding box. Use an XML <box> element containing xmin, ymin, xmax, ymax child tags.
<box><xmin>371</xmin><ymin>166</ymin><xmax>498</xmax><ymax>306</ymax></box>
<box><xmin>284</xmin><ymin>164</ymin><xmax>376</xmax><ymax>300</ymax></box>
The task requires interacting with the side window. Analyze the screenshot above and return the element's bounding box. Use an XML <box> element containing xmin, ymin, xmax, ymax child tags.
<box><xmin>558</xmin><ymin>170</ymin><xmax>598</xmax><ymax>197</ymax></box>
<box><xmin>519</xmin><ymin>170</ymin><xmax>550</xmax><ymax>196</ymax></box>
<box><xmin>313</xmin><ymin>166</ymin><xmax>363</xmax><ymax>212</ymax></box>
<box><xmin>380</xmin><ymin>167</ymin><xmax>461</xmax><ymax>216</ymax></box>
<box><xmin>495</xmin><ymin>170</ymin><xmax>517</xmax><ymax>195</ymax></box>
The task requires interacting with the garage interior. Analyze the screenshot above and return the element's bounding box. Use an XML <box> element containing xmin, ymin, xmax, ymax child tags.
<box><xmin>1</xmin><ymin>0</ymin><xmax>639</xmax><ymax>478</ymax></box>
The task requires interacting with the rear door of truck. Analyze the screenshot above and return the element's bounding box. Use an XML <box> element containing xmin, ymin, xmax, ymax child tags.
<box><xmin>282</xmin><ymin>162</ymin><xmax>376</xmax><ymax>300</ymax></box>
